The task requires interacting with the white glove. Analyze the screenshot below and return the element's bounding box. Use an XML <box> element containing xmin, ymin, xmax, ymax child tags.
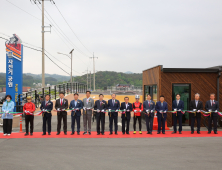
<box><xmin>178</xmin><ymin>109</ymin><xmax>181</xmax><ymax>111</ymax></box>
<box><xmin>62</xmin><ymin>109</ymin><xmax>65</xmax><ymax>111</ymax></box>
<box><xmin>140</xmin><ymin>110</ymin><xmax>141</xmax><ymax>112</ymax></box>
<box><xmin>164</xmin><ymin>111</ymin><xmax>166</xmax><ymax>113</ymax></box>
<box><xmin>215</xmin><ymin>110</ymin><xmax>218</xmax><ymax>112</ymax></box>
<box><xmin>127</xmin><ymin>110</ymin><xmax>130</xmax><ymax>112</ymax></box>
<box><xmin>109</xmin><ymin>109</ymin><xmax>111</xmax><ymax>112</ymax></box>
<box><xmin>87</xmin><ymin>108</ymin><xmax>91</xmax><ymax>110</ymax></box>
<box><xmin>146</xmin><ymin>110</ymin><xmax>148</xmax><ymax>113</ymax></box>
<box><xmin>115</xmin><ymin>110</ymin><xmax>119</xmax><ymax>112</ymax></box>
<box><xmin>6</xmin><ymin>111</ymin><xmax>9</xmax><ymax>114</ymax></box>
<box><xmin>123</xmin><ymin>109</ymin><xmax>126</xmax><ymax>112</ymax></box>
<box><xmin>97</xmin><ymin>109</ymin><xmax>100</xmax><ymax>112</ymax></box>
<box><xmin>83</xmin><ymin>107</ymin><xmax>86</xmax><ymax>110</ymax></box>
<box><xmin>174</xmin><ymin>109</ymin><xmax>177</xmax><ymax>111</ymax></box>
<box><xmin>193</xmin><ymin>109</ymin><xmax>196</xmax><ymax>111</ymax></box>
<box><xmin>197</xmin><ymin>110</ymin><xmax>200</xmax><ymax>112</ymax></box>
<box><xmin>160</xmin><ymin>110</ymin><xmax>163</xmax><ymax>113</ymax></box>
<box><xmin>72</xmin><ymin>108</ymin><xmax>75</xmax><ymax>110</ymax></box>
<box><xmin>208</xmin><ymin>110</ymin><xmax>211</xmax><ymax>112</ymax></box>
<box><xmin>76</xmin><ymin>108</ymin><xmax>79</xmax><ymax>111</ymax></box>
<box><xmin>134</xmin><ymin>110</ymin><xmax>137</xmax><ymax>113</ymax></box>
<box><xmin>102</xmin><ymin>109</ymin><xmax>104</xmax><ymax>112</ymax></box>
<box><xmin>57</xmin><ymin>108</ymin><xmax>60</xmax><ymax>111</ymax></box>
<box><xmin>151</xmin><ymin>110</ymin><xmax>153</xmax><ymax>113</ymax></box>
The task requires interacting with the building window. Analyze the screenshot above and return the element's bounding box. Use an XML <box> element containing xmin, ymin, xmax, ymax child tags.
<box><xmin>144</xmin><ymin>85</ymin><xmax>157</xmax><ymax>103</ymax></box>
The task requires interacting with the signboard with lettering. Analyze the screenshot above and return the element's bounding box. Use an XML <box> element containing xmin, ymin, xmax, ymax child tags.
<box><xmin>5</xmin><ymin>34</ymin><xmax>23</xmax><ymax>107</ymax></box>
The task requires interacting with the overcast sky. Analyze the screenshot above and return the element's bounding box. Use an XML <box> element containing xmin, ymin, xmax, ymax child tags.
<box><xmin>0</xmin><ymin>0</ymin><xmax>222</xmax><ymax>76</ymax></box>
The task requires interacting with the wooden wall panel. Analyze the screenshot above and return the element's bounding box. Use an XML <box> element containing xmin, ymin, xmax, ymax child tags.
<box><xmin>142</xmin><ymin>66</ymin><xmax>161</xmax><ymax>101</ymax></box>
<box><xmin>161</xmin><ymin>72</ymin><xmax>219</xmax><ymax>127</ymax></box>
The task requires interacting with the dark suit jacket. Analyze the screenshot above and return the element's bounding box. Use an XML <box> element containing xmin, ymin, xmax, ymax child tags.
<box><xmin>55</xmin><ymin>98</ymin><xmax>68</xmax><ymax>115</ymax></box>
<box><xmin>40</xmin><ymin>100</ymin><xmax>53</xmax><ymax>115</ymax></box>
<box><xmin>143</xmin><ymin>100</ymin><xmax>155</xmax><ymax>118</ymax></box>
<box><xmin>108</xmin><ymin>99</ymin><xmax>120</xmax><ymax>116</ymax></box>
<box><xmin>94</xmin><ymin>100</ymin><xmax>108</xmax><ymax>115</ymax></box>
<box><xmin>172</xmin><ymin>100</ymin><xmax>184</xmax><ymax>116</ymax></box>
<box><xmin>120</xmin><ymin>102</ymin><xmax>132</xmax><ymax>119</ymax></box>
<box><xmin>189</xmin><ymin>100</ymin><xmax>203</xmax><ymax>118</ymax></box>
<box><xmin>205</xmin><ymin>100</ymin><xmax>219</xmax><ymax>117</ymax></box>
<box><xmin>69</xmin><ymin>99</ymin><xmax>83</xmax><ymax>116</ymax></box>
<box><xmin>155</xmin><ymin>101</ymin><xmax>168</xmax><ymax>118</ymax></box>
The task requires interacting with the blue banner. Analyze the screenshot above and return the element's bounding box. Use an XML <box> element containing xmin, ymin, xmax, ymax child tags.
<box><xmin>5</xmin><ymin>34</ymin><xmax>23</xmax><ymax>108</ymax></box>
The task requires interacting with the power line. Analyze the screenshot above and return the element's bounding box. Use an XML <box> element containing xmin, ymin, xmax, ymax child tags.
<box><xmin>54</xmin><ymin>2</ymin><xmax>93</xmax><ymax>55</ymax></box>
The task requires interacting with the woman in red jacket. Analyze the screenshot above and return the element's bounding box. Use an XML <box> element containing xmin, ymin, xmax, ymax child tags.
<box><xmin>23</xmin><ymin>96</ymin><xmax>36</xmax><ymax>136</ymax></box>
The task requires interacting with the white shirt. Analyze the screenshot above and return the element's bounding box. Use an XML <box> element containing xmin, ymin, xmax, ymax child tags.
<box><xmin>125</xmin><ymin>103</ymin><xmax>128</xmax><ymax>108</ymax></box>
<box><xmin>195</xmin><ymin>100</ymin><xmax>198</xmax><ymax>107</ymax></box>
<box><xmin>177</xmin><ymin>100</ymin><xmax>180</xmax><ymax>106</ymax></box>
<box><xmin>211</xmin><ymin>100</ymin><xmax>214</xmax><ymax>106</ymax></box>
<box><xmin>86</xmin><ymin>97</ymin><xmax>90</xmax><ymax>104</ymax></box>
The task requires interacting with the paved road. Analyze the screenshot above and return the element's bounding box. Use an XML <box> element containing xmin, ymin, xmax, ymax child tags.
<box><xmin>0</xmin><ymin>137</ymin><xmax>221</xmax><ymax>170</ymax></box>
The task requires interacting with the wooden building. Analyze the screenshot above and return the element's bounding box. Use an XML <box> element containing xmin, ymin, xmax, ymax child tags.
<box><xmin>142</xmin><ymin>65</ymin><xmax>222</xmax><ymax>127</ymax></box>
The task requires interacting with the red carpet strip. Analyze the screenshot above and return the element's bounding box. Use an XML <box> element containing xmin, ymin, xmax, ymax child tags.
<box><xmin>0</xmin><ymin>131</ymin><xmax>222</xmax><ymax>138</ymax></box>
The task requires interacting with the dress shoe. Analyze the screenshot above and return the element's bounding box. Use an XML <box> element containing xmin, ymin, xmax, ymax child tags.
<box><xmin>208</xmin><ymin>132</ymin><xmax>211</xmax><ymax>134</ymax></box>
<box><xmin>150</xmin><ymin>132</ymin><xmax>152</xmax><ymax>135</ymax></box>
<box><xmin>179</xmin><ymin>132</ymin><xmax>182</xmax><ymax>134</ymax></box>
<box><xmin>214</xmin><ymin>132</ymin><xmax>218</xmax><ymax>134</ymax></box>
<box><xmin>147</xmin><ymin>132</ymin><xmax>150</xmax><ymax>134</ymax></box>
<box><xmin>191</xmin><ymin>131</ymin><xmax>194</xmax><ymax>134</ymax></box>
<box><xmin>126</xmin><ymin>132</ymin><xmax>130</xmax><ymax>135</ymax></box>
<box><xmin>122</xmin><ymin>132</ymin><xmax>125</xmax><ymax>135</ymax></box>
<box><xmin>97</xmin><ymin>133</ymin><xmax>100</xmax><ymax>135</ymax></box>
<box><xmin>171</xmin><ymin>131</ymin><xmax>176</xmax><ymax>134</ymax></box>
<box><xmin>162</xmin><ymin>132</ymin><xmax>165</xmax><ymax>134</ymax></box>
<box><xmin>157</xmin><ymin>132</ymin><xmax>160</xmax><ymax>134</ymax></box>
<box><xmin>115</xmin><ymin>132</ymin><xmax>118</xmax><ymax>135</ymax></box>
<box><xmin>56</xmin><ymin>132</ymin><xmax>60</xmax><ymax>135</ymax></box>
<box><xmin>64</xmin><ymin>132</ymin><xmax>67</xmax><ymax>135</ymax></box>
<box><xmin>42</xmin><ymin>133</ymin><xmax>46</xmax><ymax>136</ymax></box>
<box><xmin>24</xmin><ymin>133</ymin><xmax>29</xmax><ymax>136</ymax></box>
<box><xmin>197</xmin><ymin>131</ymin><xmax>200</xmax><ymax>134</ymax></box>
<box><xmin>77</xmin><ymin>132</ymin><xmax>80</xmax><ymax>135</ymax></box>
<box><xmin>48</xmin><ymin>133</ymin><xmax>51</xmax><ymax>135</ymax></box>
<box><xmin>101</xmin><ymin>133</ymin><xmax>104</xmax><ymax>135</ymax></box>
<box><xmin>83</xmin><ymin>132</ymin><xmax>87</xmax><ymax>135</ymax></box>
<box><xmin>30</xmin><ymin>133</ymin><xmax>33</xmax><ymax>136</ymax></box>
<box><xmin>71</xmin><ymin>132</ymin><xmax>74</xmax><ymax>135</ymax></box>
<box><xmin>109</xmin><ymin>133</ymin><xmax>113</xmax><ymax>135</ymax></box>
<box><xmin>89</xmin><ymin>132</ymin><xmax>91</xmax><ymax>135</ymax></box>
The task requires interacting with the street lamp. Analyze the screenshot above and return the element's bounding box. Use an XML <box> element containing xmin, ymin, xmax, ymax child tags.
<box><xmin>57</xmin><ymin>49</ymin><xmax>74</xmax><ymax>83</ymax></box>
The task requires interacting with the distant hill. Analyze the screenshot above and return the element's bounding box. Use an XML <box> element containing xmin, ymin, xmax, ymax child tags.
<box><xmin>125</xmin><ymin>71</ymin><xmax>134</xmax><ymax>74</ymax></box>
<box><xmin>0</xmin><ymin>71</ymin><xmax>142</xmax><ymax>89</ymax></box>
<box><xmin>74</xmin><ymin>71</ymin><xmax>142</xmax><ymax>90</ymax></box>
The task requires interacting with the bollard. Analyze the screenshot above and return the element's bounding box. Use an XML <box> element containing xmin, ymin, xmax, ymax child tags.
<box><xmin>19</xmin><ymin>114</ymin><xmax>23</xmax><ymax>133</ymax></box>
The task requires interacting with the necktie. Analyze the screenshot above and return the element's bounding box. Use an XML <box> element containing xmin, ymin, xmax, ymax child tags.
<box><xmin>113</xmin><ymin>100</ymin><xmax>114</xmax><ymax>106</ymax></box>
<box><xmin>149</xmin><ymin>101</ymin><xmax>150</xmax><ymax>107</ymax></box>
<box><xmin>211</xmin><ymin>100</ymin><xmax>213</xmax><ymax>106</ymax></box>
<box><xmin>100</xmin><ymin>102</ymin><xmax>102</xmax><ymax>106</ymax></box>
<box><xmin>161</xmin><ymin>103</ymin><xmax>163</xmax><ymax>107</ymax></box>
<box><xmin>61</xmin><ymin>99</ymin><xmax>63</xmax><ymax>106</ymax></box>
<box><xmin>177</xmin><ymin>101</ymin><xmax>179</xmax><ymax>106</ymax></box>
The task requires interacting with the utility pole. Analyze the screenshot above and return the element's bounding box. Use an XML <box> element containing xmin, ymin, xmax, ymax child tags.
<box><xmin>90</xmin><ymin>71</ymin><xmax>91</xmax><ymax>91</ymax></box>
<box><xmin>42</xmin><ymin>0</ymin><xmax>45</xmax><ymax>88</ymax></box>
<box><xmin>70</xmin><ymin>49</ymin><xmax>74</xmax><ymax>83</ymax></box>
<box><xmin>86</xmin><ymin>68</ymin><xmax>88</xmax><ymax>90</ymax></box>
<box><xmin>31</xmin><ymin>0</ymin><xmax>53</xmax><ymax>88</ymax></box>
<box><xmin>90</xmin><ymin>53</ymin><xmax>98</xmax><ymax>91</ymax></box>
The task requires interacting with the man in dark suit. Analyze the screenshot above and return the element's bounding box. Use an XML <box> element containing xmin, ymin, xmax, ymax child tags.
<box><xmin>155</xmin><ymin>95</ymin><xmax>168</xmax><ymax>134</ymax></box>
<box><xmin>205</xmin><ymin>93</ymin><xmax>219</xmax><ymax>134</ymax></box>
<box><xmin>143</xmin><ymin>94</ymin><xmax>155</xmax><ymax>134</ymax></box>
<box><xmin>94</xmin><ymin>94</ymin><xmax>107</xmax><ymax>135</ymax></box>
<box><xmin>190</xmin><ymin>93</ymin><xmax>203</xmax><ymax>134</ymax></box>
<box><xmin>69</xmin><ymin>93</ymin><xmax>83</xmax><ymax>135</ymax></box>
<box><xmin>55</xmin><ymin>92</ymin><xmax>68</xmax><ymax>135</ymax></box>
<box><xmin>120</xmin><ymin>97</ymin><xmax>132</xmax><ymax>135</ymax></box>
<box><xmin>40</xmin><ymin>94</ymin><xmax>53</xmax><ymax>135</ymax></box>
<box><xmin>172</xmin><ymin>94</ymin><xmax>184</xmax><ymax>134</ymax></box>
<box><xmin>108</xmin><ymin>94</ymin><xmax>120</xmax><ymax>135</ymax></box>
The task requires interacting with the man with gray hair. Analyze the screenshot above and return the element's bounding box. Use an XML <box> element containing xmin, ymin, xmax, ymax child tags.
<box><xmin>189</xmin><ymin>93</ymin><xmax>203</xmax><ymax>134</ymax></box>
<box><xmin>82</xmin><ymin>91</ymin><xmax>94</xmax><ymax>135</ymax></box>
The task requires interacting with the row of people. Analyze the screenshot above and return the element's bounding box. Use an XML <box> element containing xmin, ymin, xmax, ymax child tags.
<box><xmin>1</xmin><ymin>92</ymin><xmax>219</xmax><ymax>136</ymax></box>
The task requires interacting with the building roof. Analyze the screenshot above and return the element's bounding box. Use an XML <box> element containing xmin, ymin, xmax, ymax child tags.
<box><xmin>143</xmin><ymin>65</ymin><xmax>222</xmax><ymax>73</ymax></box>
